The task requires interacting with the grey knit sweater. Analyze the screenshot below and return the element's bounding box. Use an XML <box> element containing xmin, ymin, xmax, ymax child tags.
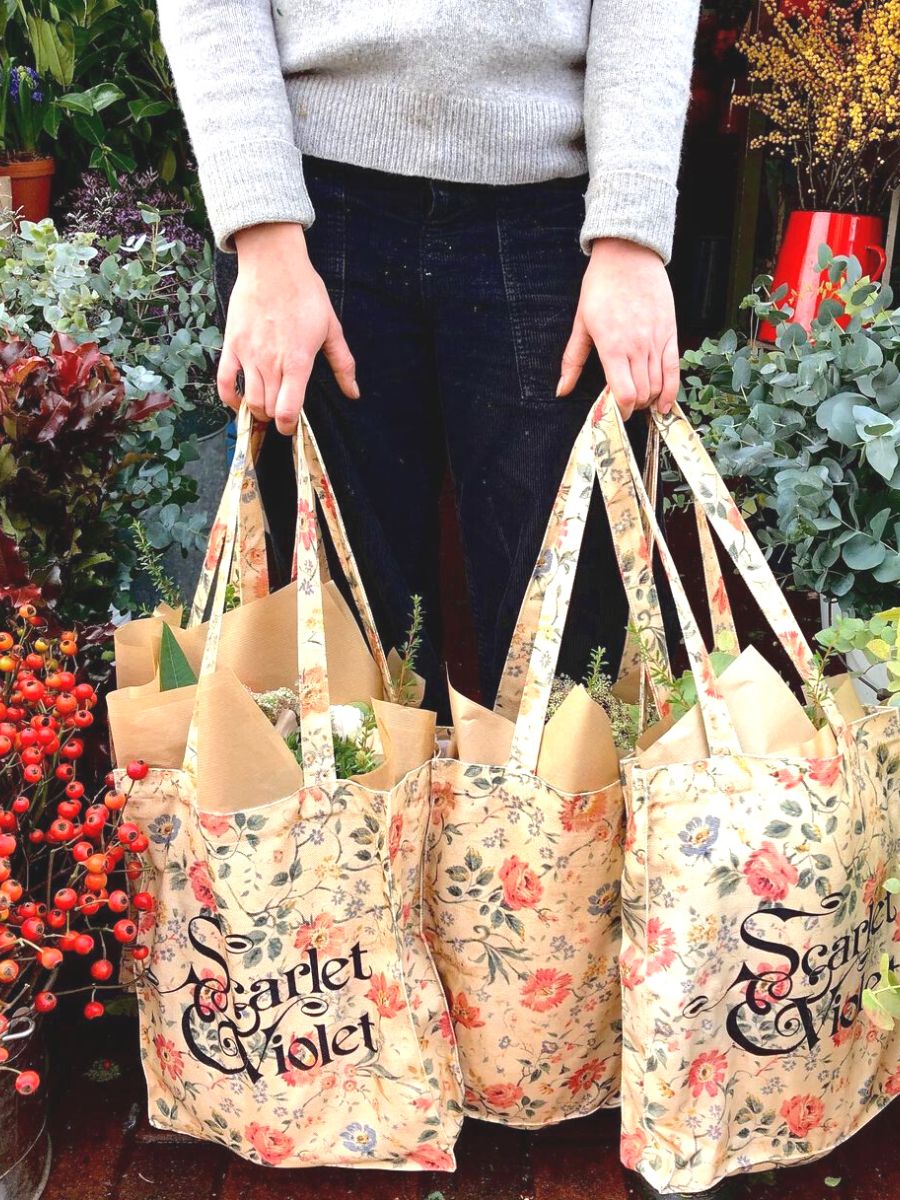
<box><xmin>157</xmin><ymin>1</ymin><xmax>700</xmax><ymax>262</ymax></box>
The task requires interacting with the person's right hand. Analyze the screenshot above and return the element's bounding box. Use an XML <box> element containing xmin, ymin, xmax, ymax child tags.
<box><xmin>217</xmin><ymin>222</ymin><xmax>359</xmax><ymax>436</ymax></box>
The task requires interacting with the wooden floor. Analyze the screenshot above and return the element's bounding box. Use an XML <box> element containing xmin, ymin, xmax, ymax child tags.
<box><xmin>41</xmin><ymin>1004</ymin><xmax>898</xmax><ymax>1200</ymax></box>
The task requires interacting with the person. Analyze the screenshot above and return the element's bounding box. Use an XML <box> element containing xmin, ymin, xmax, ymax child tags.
<box><xmin>156</xmin><ymin>0</ymin><xmax>697</xmax><ymax>726</ymax></box>
<box><xmin>158</xmin><ymin>6</ymin><xmax>711</xmax><ymax>1195</ymax></box>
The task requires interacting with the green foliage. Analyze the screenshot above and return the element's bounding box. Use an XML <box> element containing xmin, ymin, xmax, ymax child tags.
<box><xmin>816</xmin><ymin>607</ymin><xmax>900</xmax><ymax>706</ymax></box>
<box><xmin>1</xmin><ymin>0</ymin><xmax>196</xmax><ymax>201</ymax></box>
<box><xmin>0</xmin><ymin>215</ymin><xmax>221</xmax><ymax>560</ymax></box>
<box><xmin>131</xmin><ymin>518</ymin><xmax>183</xmax><ymax>612</ymax></box>
<box><xmin>393</xmin><ymin>593</ymin><xmax>424</xmax><ymax>706</ymax></box>
<box><xmin>158</xmin><ymin>622</ymin><xmax>196</xmax><ymax>691</ymax></box>
<box><xmin>285</xmin><ymin>704</ymin><xmax>382</xmax><ymax>780</ymax></box>
<box><xmin>0</xmin><ymin>332</ymin><xmax>194</xmax><ymax>621</ymax></box>
<box><xmin>546</xmin><ymin>647</ymin><xmax>659</xmax><ymax>752</ymax></box>
<box><xmin>681</xmin><ymin>249</ymin><xmax>900</xmax><ymax>616</ymax></box>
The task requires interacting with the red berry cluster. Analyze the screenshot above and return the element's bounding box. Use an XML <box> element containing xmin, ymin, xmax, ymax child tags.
<box><xmin>0</xmin><ymin>605</ymin><xmax>153</xmax><ymax>1097</ymax></box>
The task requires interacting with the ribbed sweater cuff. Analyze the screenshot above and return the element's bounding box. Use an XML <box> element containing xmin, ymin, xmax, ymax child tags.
<box><xmin>580</xmin><ymin>171</ymin><xmax>678</xmax><ymax>263</ymax></box>
<box><xmin>200</xmin><ymin>137</ymin><xmax>314</xmax><ymax>252</ymax></box>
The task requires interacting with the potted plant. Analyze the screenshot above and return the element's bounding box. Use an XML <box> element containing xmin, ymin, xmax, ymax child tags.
<box><xmin>681</xmin><ymin>249</ymin><xmax>900</xmax><ymax>621</ymax></box>
<box><xmin>0</xmin><ymin>604</ymin><xmax>151</xmax><ymax>1198</ymax></box>
<box><xmin>0</xmin><ymin>62</ymin><xmax>55</xmax><ymax>223</ymax></box>
<box><xmin>737</xmin><ymin>0</ymin><xmax>900</xmax><ymax>334</ymax></box>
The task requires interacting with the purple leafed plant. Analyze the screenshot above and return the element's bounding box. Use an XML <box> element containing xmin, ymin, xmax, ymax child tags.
<box><xmin>62</xmin><ymin>169</ymin><xmax>203</xmax><ymax>252</ymax></box>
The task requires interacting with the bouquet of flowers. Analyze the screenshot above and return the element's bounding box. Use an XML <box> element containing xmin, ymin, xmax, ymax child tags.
<box><xmin>0</xmin><ymin>603</ymin><xmax>151</xmax><ymax>1096</ymax></box>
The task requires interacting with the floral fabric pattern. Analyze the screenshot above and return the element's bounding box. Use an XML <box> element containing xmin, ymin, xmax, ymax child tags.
<box><xmin>590</xmin><ymin>395</ymin><xmax>900</xmax><ymax>1193</ymax></box>
<box><xmin>117</xmin><ymin>763</ymin><xmax>463</xmax><ymax>1171</ymax></box>
<box><xmin>425</xmin><ymin>757</ymin><xmax>624</xmax><ymax>1128</ymax></box>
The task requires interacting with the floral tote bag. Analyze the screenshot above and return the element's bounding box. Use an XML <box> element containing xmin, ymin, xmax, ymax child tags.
<box><xmin>590</xmin><ymin>392</ymin><xmax>900</xmax><ymax>1194</ymax></box>
<box><xmin>425</xmin><ymin>418</ymin><xmax>627</xmax><ymax>1128</ymax></box>
<box><xmin>116</xmin><ymin>406</ymin><xmax>464</xmax><ymax>1171</ymax></box>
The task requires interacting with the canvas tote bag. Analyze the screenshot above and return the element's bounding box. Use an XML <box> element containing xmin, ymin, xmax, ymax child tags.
<box><xmin>425</xmin><ymin>416</ymin><xmax>631</xmax><ymax>1128</ymax></box>
<box><xmin>589</xmin><ymin>391</ymin><xmax>900</xmax><ymax>1194</ymax></box>
<box><xmin>115</xmin><ymin>406</ymin><xmax>463</xmax><ymax>1171</ymax></box>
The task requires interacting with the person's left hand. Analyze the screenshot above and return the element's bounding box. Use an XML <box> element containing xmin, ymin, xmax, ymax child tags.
<box><xmin>557</xmin><ymin>237</ymin><xmax>680</xmax><ymax>419</ymax></box>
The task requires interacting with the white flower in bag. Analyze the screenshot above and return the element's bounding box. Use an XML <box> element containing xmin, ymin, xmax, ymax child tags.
<box><xmin>331</xmin><ymin>703</ymin><xmax>367</xmax><ymax>743</ymax></box>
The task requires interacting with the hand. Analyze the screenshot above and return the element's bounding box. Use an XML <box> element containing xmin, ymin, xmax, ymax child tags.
<box><xmin>217</xmin><ymin>223</ymin><xmax>358</xmax><ymax>436</ymax></box>
<box><xmin>557</xmin><ymin>238</ymin><xmax>680</xmax><ymax>419</ymax></box>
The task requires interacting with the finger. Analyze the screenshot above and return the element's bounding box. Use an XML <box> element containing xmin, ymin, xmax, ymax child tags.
<box><xmin>217</xmin><ymin>346</ymin><xmax>243</xmax><ymax>412</ymax></box>
<box><xmin>629</xmin><ymin>351</ymin><xmax>652</xmax><ymax>411</ymax></box>
<box><xmin>605</xmin><ymin>357</ymin><xmax>638</xmax><ymax>421</ymax></box>
<box><xmin>242</xmin><ymin>366</ymin><xmax>268</xmax><ymax>423</ymax></box>
<box><xmin>259</xmin><ymin>366</ymin><xmax>283</xmax><ymax>422</ymax></box>
<box><xmin>647</xmin><ymin>343</ymin><xmax>664</xmax><ymax>404</ymax></box>
<box><xmin>274</xmin><ymin>366</ymin><xmax>311</xmax><ymax>436</ymax></box>
<box><xmin>557</xmin><ymin>316</ymin><xmax>592</xmax><ymax>397</ymax></box>
<box><xmin>322</xmin><ymin>318</ymin><xmax>359</xmax><ymax>400</ymax></box>
<box><xmin>658</xmin><ymin>336</ymin><xmax>681</xmax><ymax>415</ymax></box>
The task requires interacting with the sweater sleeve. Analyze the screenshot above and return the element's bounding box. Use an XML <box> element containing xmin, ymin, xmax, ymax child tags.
<box><xmin>157</xmin><ymin>0</ymin><xmax>313</xmax><ymax>251</ymax></box>
<box><xmin>581</xmin><ymin>0</ymin><xmax>700</xmax><ymax>262</ymax></box>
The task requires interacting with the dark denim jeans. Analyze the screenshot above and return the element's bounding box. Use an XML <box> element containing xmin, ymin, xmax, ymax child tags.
<box><xmin>216</xmin><ymin>157</ymin><xmax>647</xmax><ymax>716</ymax></box>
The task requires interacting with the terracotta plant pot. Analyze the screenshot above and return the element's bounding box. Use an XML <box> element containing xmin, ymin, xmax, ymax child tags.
<box><xmin>760</xmin><ymin>209</ymin><xmax>886</xmax><ymax>340</ymax></box>
<box><xmin>0</xmin><ymin>1010</ymin><xmax>51</xmax><ymax>1200</ymax></box>
<box><xmin>0</xmin><ymin>158</ymin><xmax>55</xmax><ymax>224</ymax></box>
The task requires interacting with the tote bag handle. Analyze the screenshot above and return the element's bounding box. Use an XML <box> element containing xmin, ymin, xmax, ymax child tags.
<box><xmin>591</xmin><ymin>394</ymin><xmax>849</xmax><ymax>753</ymax></box>
<box><xmin>183</xmin><ymin>404</ymin><xmax>394</xmax><ymax>785</ymax></box>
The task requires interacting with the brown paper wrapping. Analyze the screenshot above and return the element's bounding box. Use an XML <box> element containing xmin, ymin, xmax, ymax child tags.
<box><xmin>114</xmin><ymin>581</ymin><xmax>383</xmax><ymax>702</ymax></box>
<box><xmin>449</xmin><ymin>682</ymin><xmax>620</xmax><ymax>794</ymax></box>
<box><xmin>637</xmin><ymin>645</ymin><xmax>838</xmax><ymax>767</ymax></box>
<box><xmin>110</xmin><ymin>581</ymin><xmax>386</xmax><ymax>770</ymax></box>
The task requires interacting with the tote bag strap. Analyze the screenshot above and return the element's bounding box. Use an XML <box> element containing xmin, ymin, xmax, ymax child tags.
<box><xmin>495</xmin><ymin>411</ymin><xmax>673</xmax><ymax>726</ymax></box>
<box><xmin>695</xmin><ymin>499</ymin><xmax>740</xmax><ymax>657</ymax></box>
<box><xmin>654</xmin><ymin>404</ymin><xmax>847</xmax><ymax>737</ymax></box>
<box><xmin>183</xmin><ymin>406</ymin><xmax>394</xmax><ymax>785</ymax></box>
<box><xmin>504</xmin><ymin>402</ymin><xmax>680</xmax><ymax>774</ymax></box>
<box><xmin>591</xmin><ymin>392</ymin><xmax>743</xmax><ymax>756</ymax></box>
<box><xmin>187</xmin><ymin>420</ymin><xmax>270</xmax><ymax>625</ymax></box>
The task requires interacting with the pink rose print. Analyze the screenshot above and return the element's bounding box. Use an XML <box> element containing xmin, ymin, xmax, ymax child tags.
<box><xmin>196</xmin><ymin>969</ymin><xmax>228</xmax><ymax>1018</ymax></box>
<box><xmin>203</xmin><ymin>521</ymin><xmax>226</xmax><ymax>571</ymax></box>
<box><xmin>245</xmin><ymin>1122</ymin><xmax>295</xmax><ymax>1165</ymax></box>
<box><xmin>620</xmin><ymin>1128</ymin><xmax>648</xmax><ymax>1171</ymax></box>
<box><xmin>711</xmin><ymin>577</ymin><xmax>729</xmax><ymax>615</ymax></box>
<box><xmin>498</xmin><ymin>855</ymin><xmax>543</xmax><ymax>910</ymax></box>
<box><xmin>153</xmin><ymin>1033</ymin><xmax>185</xmax><ymax>1081</ymax></box>
<box><xmin>431</xmin><ymin>779</ymin><xmax>454</xmax><ymax>815</ymax></box>
<box><xmin>199</xmin><ymin>811</ymin><xmax>231</xmax><ymax>838</ymax></box>
<box><xmin>687</xmin><ymin>1050</ymin><xmax>727</xmax><ymax>1099</ymax></box>
<box><xmin>884</xmin><ymin>1068</ymin><xmax>900</xmax><ymax>1097</ymax></box>
<box><xmin>188</xmin><ymin>861</ymin><xmax>217</xmax><ymax>909</ymax></box>
<box><xmin>409</xmin><ymin>1144</ymin><xmax>454</xmax><ymax>1171</ymax></box>
<box><xmin>520</xmin><ymin>968</ymin><xmax>573</xmax><ymax>1013</ymax></box>
<box><xmin>294</xmin><ymin>913</ymin><xmax>339</xmax><ymax>955</ymax></box>
<box><xmin>645</xmin><ymin>918</ymin><xmax>676</xmax><ymax>975</ymax></box>
<box><xmin>780</xmin><ymin>1094</ymin><xmax>825</xmax><ymax>1138</ymax></box>
<box><xmin>618</xmin><ymin>943</ymin><xmax>645</xmax><ymax>991</ymax></box>
<box><xmin>750</xmin><ymin>961</ymin><xmax>791</xmax><ymax>1002</ymax></box>
<box><xmin>482</xmin><ymin>1082</ymin><xmax>523</xmax><ymax>1109</ymax></box>
<box><xmin>450</xmin><ymin>990</ymin><xmax>486</xmax><ymax>1029</ymax></box>
<box><xmin>773</xmin><ymin>768</ymin><xmax>802</xmax><ymax>788</ymax></box>
<box><xmin>742</xmin><ymin>841</ymin><xmax>798</xmax><ymax>901</ymax></box>
<box><xmin>388</xmin><ymin>813</ymin><xmax>404</xmax><ymax>863</ymax></box>
<box><xmin>564</xmin><ymin>1058</ymin><xmax>607</xmax><ymax>1095</ymax></box>
<box><xmin>807</xmin><ymin>757</ymin><xmax>841</xmax><ymax>788</ymax></box>
<box><xmin>365</xmin><ymin>972</ymin><xmax>406</xmax><ymax>1018</ymax></box>
<box><xmin>560</xmin><ymin>791</ymin><xmax>606</xmax><ymax>833</ymax></box>
<box><xmin>295</xmin><ymin>499</ymin><xmax>315</xmax><ymax>552</ymax></box>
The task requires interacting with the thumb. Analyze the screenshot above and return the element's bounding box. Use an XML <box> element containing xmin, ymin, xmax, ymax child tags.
<box><xmin>557</xmin><ymin>314</ymin><xmax>593</xmax><ymax>397</ymax></box>
<box><xmin>322</xmin><ymin>316</ymin><xmax>359</xmax><ymax>400</ymax></box>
